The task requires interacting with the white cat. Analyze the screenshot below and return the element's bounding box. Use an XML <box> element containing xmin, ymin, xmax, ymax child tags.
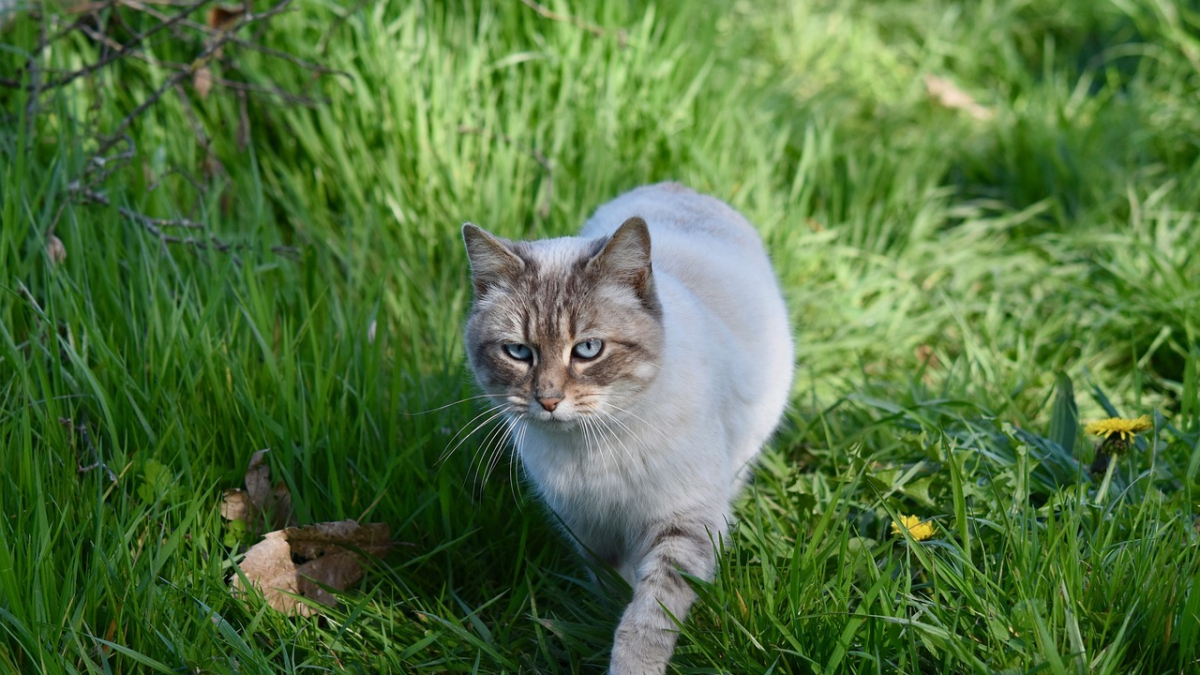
<box><xmin>462</xmin><ymin>182</ymin><xmax>793</xmax><ymax>674</ymax></box>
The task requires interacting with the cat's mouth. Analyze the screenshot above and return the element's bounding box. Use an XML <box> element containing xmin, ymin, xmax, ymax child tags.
<box><xmin>516</xmin><ymin>405</ymin><xmax>583</xmax><ymax>427</ymax></box>
<box><xmin>507</xmin><ymin>397</ymin><xmax>591</xmax><ymax>428</ymax></box>
<box><xmin>533</xmin><ymin>410</ymin><xmax>576</xmax><ymax>425</ymax></box>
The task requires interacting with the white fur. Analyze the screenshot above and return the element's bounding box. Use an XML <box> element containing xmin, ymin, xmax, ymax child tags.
<box><xmin>510</xmin><ymin>183</ymin><xmax>793</xmax><ymax>673</ymax></box>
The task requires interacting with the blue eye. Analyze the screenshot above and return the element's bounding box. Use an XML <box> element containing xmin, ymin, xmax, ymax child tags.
<box><xmin>572</xmin><ymin>339</ymin><xmax>603</xmax><ymax>360</ymax></box>
<box><xmin>502</xmin><ymin>343</ymin><xmax>533</xmax><ymax>361</ymax></box>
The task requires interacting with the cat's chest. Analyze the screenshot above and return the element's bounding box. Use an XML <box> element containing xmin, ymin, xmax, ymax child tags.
<box><xmin>516</xmin><ymin>420</ymin><xmax>722</xmax><ymax>525</ymax></box>
<box><xmin>519</xmin><ymin>426</ymin><xmax>654</xmax><ymax>501</ymax></box>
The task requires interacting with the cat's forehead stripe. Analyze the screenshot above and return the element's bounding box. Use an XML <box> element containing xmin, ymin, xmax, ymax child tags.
<box><xmin>502</xmin><ymin>241</ymin><xmax>596</xmax><ymax>347</ymax></box>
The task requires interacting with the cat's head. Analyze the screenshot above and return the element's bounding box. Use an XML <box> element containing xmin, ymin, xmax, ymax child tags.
<box><xmin>462</xmin><ymin>218</ymin><xmax>664</xmax><ymax>428</ymax></box>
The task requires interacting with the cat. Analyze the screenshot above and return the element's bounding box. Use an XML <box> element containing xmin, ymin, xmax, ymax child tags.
<box><xmin>461</xmin><ymin>182</ymin><xmax>793</xmax><ymax>674</ymax></box>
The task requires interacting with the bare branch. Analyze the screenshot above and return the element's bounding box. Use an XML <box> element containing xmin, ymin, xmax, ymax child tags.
<box><xmin>39</xmin><ymin>0</ymin><xmax>209</xmax><ymax>90</ymax></box>
<box><xmin>211</xmin><ymin>76</ymin><xmax>322</xmax><ymax>107</ymax></box>
<box><xmin>517</xmin><ymin>0</ymin><xmax>626</xmax><ymax>46</ymax></box>
<box><xmin>64</xmin><ymin>414</ymin><xmax>118</xmax><ymax>484</ymax></box>
<box><xmin>10</xmin><ymin>0</ymin><xmax>320</xmax><ymax>262</ymax></box>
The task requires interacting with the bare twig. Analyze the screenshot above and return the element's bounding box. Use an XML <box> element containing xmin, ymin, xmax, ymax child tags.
<box><xmin>316</xmin><ymin>0</ymin><xmax>372</xmax><ymax>54</ymax></box>
<box><xmin>517</xmin><ymin>0</ymin><xmax>626</xmax><ymax>46</ymax></box>
<box><xmin>75</xmin><ymin>188</ymin><xmax>226</xmax><ymax>244</ymax></box>
<box><xmin>77</xmin><ymin>22</ymin><xmax>189</xmax><ymax>71</ymax></box>
<box><xmin>131</xmin><ymin>0</ymin><xmax>347</xmax><ymax>80</ymax></box>
<box><xmin>212</xmin><ymin>76</ymin><xmax>321</xmax><ymax>107</ymax></box>
<box><xmin>93</xmin><ymin>0</ymin><xmax>314</xmax><ymax>158</ymax></box>
<box><xmin>64</xmin><ymin>414</ymin><xmax>118</xmax><ymax>483</ymax></box>
<box><xmin>236</xmin><ymin>87</ymin><xmax>250</xmax><ymax>151</ymax></box>
<box><xmin>458</xmin><ymin>125</ymin><xmax>555</xmax><ymax>220</ymax></box>
<box><xmin>80</xmin><ymin>137</ymin><xmax>137</xmax><ymax>185</ymax></box>
<box><xmin>37</xmin><ymin>0</ymin><xmax>209</xmax><ymax>90</ymax></box>
<box><xmin>10</xmin><ymin>0</ymin><xmax>318</xmax><ymax>261</ymax></box>
<box><xmin>172</xmin><ymin>81</ymin><xmax>214</xmax><ymax>153</ymax></box>
<box><xmin>76</xmin><ymin>185</ymin><xmax>300</xmax><ymax>257</ymax></box>
<box><xmin>23</xmin><ymin>19</ymin><xmax>46</xmax><ymax>139</ymax></box>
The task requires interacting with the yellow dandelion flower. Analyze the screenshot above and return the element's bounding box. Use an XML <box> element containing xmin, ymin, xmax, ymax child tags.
<box><xmin>1084</xmin><ymin>415</ymin><xmax>1152</xmax><ymax>442</ymax></box>
<box><xmin>891</xmin><ymin>514</ymin><xmax>936</xmax><ymax>541</ymax></box>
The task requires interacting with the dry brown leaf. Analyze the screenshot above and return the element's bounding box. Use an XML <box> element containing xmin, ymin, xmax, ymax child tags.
<box><xmin>221</xmin><ymin>488</ymin><xmax>253</xmax><ymax>522</ymax></box>
<box><xmin>207</xmin><ymin>5</ymin><xmax>246</xmax><ymax>31</ymax></box>
<box><xmin>46</xmin><ymin>234</ymin><xmax>67</xmax><ymax>266</ymax></box>
<box><xmin>244</xmin><ymin>449</ymin><xmax>272</xmax><ymax>510</ymax></box>
<box><xmin>915</xmin><ymin>344</ymin><xmax>941</xmax><ymax>370</ymax></box>
<box><xmin>220</xmin><ymin>450</ymin><xmax>295</xmax><ymax>534</ymax></box>
<box><xmin>924</xmin><ymin>74</ymin><xmax>995</xmax><ymax>121</ymax></box>
<box><xmin>203</xmin><ymin>5</ymin><xmax>245</xmax><ymax>62</ymax></box>
<box><xmin>193</xmin><ymin>64</ymin><xmax>213</xmax><ymax>100</ymax></box>
<box><xmin>231</xmin><ymin>520</ymin><xmax>391</xmax><ymax>616</ymax></box>
<box><xmin>271</xmin><ymin>482</ymin><xmax>294</xmax><ymax>530</ymax></box>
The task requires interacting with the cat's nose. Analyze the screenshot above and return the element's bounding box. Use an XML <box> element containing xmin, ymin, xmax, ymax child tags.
<box><xmin>537</xmin><ymin>395</ymin><xmax>563</xmax><ymax>412</ymax></box>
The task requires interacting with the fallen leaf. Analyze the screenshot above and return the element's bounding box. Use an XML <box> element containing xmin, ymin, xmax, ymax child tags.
<box><xmin>231</xmin><ymin>520</ymin><xmax>391</xmax><ymax>616</ymax></box>
<box><xmin>221</xmin><ymin>488</ymin><xmax>253</xmax><ymax>522</ymax></box>
<box><xmin>271</xmin><ymin>482</ymin><xmax>294</xmax><ymax>530</ymax></box>
<box><xmin>244</xmin><ymin>449</ymin><xmax>272</xmax><ymax>511</ymax></box>
<box><xmin>924</xmin><ymin>74</ymin><xmax>995</xmax><ymax>121</ymax></box>
<box><xmin>915</xmin><ymin>344</ymin><xmax>941</xmax><ymax>386</ymax></box>
<box><xmin>207</xmin><ymin>4</ymin><xmax>246</xmax><ymax>31</ymax></box>
<box><xmin>220</xmin><ymin>450</ymin><xmax>295</xmax><ymax>535</ymax></box>
<box><xmin>193</xmin><ymin>64</ymin><xmax>213</xmax><ymax>100</ymax></box>
<box><xmin>46</xmin><ymin>234</ymin><xmax>67</xmax><ymax>266</ymax></box>
<box><xmin>915</xmin><ymin>344</ymin><xmax>941</xmax><ymax>370</ymax></box>
<box><xmin>202</xmin><ymin>5</ymin><xmax>244</xmax><ymax>62</ymax></box>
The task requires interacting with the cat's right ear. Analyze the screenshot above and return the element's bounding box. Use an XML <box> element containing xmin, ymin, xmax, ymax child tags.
<box><xmin>463</xmin><ymin>223</ymin><xmax>524</xmax><ymax>298</ymax></box>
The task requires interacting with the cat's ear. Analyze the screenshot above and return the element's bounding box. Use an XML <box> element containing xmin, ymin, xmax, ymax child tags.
<box><xmin>591</xmin><ymin>216</ymin><xmax>652</xmax><ymax>277</ymax></box>
<box><xmin>463</xmin><ymin>223</ymin><xmax>524</xmax><ymax>297</ymax></box>
<box><xmin>589</xmin><ymin>217</ymin><xmax>659</xmax><ymax>313</ymax></box>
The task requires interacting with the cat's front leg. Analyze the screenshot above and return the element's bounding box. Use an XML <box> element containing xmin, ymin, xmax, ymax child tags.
<box><xmin>609</xmin><ymin>519</ymin><xmax>720</xmax><ymax>675</ymax></box>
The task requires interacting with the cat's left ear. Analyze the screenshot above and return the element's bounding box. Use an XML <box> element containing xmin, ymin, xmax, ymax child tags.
<box><xmin>589</xmin><ymin>217</ymin><xmax>659</xmax><ymax>312</ymax></box>
<box><xmin>463</xmin><ymin>223</ymin><xmax>525</xmax><ymax>298</ymax></box>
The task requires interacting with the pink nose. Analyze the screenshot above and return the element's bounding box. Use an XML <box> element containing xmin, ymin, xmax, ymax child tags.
<box><xmin>537</xmin><ymin>396</ymin><xmax>562</xmax><ymax>412</ymax></box>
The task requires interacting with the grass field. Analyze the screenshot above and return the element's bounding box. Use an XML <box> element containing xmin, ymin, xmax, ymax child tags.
<box><xmin>2</xmin><ymin>0</ymin><xmax>1200</xmax><ymax>672</ymax></box>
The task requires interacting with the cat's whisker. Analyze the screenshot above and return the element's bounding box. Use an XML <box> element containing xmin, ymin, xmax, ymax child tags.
<box><xmin>592</xmin><ymin>412</ymin><xmax>638</xmax><ymax>467</ymax></box>
<box><xmin>595</xmin><ymin>418</ymin><xmax>625</xmax><ymax>471</ymax></box>
<box><xmin>509</xmin><ymin>418</ymin><xmax>528</xmax><ymax>504</ymax></box>
<box><xmin>493</xmin><ymin>418</ymin><xmax>520</xmax><ymax>480</ymax></box>
<box><xmin>599</xmin><ymin>401</ymin><xmax>674</xmax><ymax>445</ymax></box>
<box><xmin>592</xmin><ymin>417</ymin><xmax>622</xmax><ymax>472</ymax></box>
<box><xmin>595</xmin><ymin>409</ymin><xmax>650</xmax><ymax>458</ymax></box>
<box><xmin>579</xmin><ymin>416</ymin><xmax>609</xmax><ymax>468</ymax></box>
<box><xmin>440</xmin><ymin>404</ymin><xmax>511</xmax><ymax>466</ymax></box>
<box><xmin>480</xmin><ymin>418</ymin><xmax>517</xmax><ymax>488</ymax></box>
<box><xmin>458</xmin><ymin>410</ymin><xmax>514</xmax><ymax>494</ymax></box>
<box><xmin>592</xmin><ymin>416</ymin><xmax>626</xmax><ymax>469</ymax></box>
<box><xmin>471</xmin><ymin>417</ymin><xmax>507</xmax><ymax>488</ymax></box>
<box><xmin>576</xmin><ymin>415</ymin><xmax>591</xmax><ymax>452</ymax></box>
<box><xmin>442</xmin><ymin>412</ymin><xmax>505</xmax><ymax>473</ymax></box>
<box><xmin>582</xmin><ymin>415</ymin><xmax>601</xmax><ymax>455</ymax></box>
<box><xmin>405</xmin><ymin>392</ymin><xmax>511</xmax><ymax>416</ymax></box>
<box><xmin>441</xmin><ymin>403</ymin><xmax>507</xmax><ymax>454</ymax></box>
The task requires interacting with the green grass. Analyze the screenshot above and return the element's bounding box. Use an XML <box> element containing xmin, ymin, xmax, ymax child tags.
<box><xmin>2</xmin><ymin>0</ymin><xmax>1199</xmax><ymax>672</ymax></box>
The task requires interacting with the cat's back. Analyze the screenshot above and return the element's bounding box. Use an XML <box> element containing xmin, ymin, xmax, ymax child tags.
<box><xmin>581</xmin><ymin>182</ymin><xmax>788</xmax><ymax>341</ymax></box>
<box><xmin>581</xmin><ymin>182</ymin><xmax>764</xmax><ymax>259</ymax></box>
